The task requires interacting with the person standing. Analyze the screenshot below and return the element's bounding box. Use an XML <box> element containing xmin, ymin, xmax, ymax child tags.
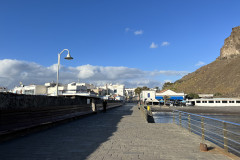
<box><xmin>103</xmin><ymin>100</ymin><xmax>107</xmax><ymax>112</ymax></box>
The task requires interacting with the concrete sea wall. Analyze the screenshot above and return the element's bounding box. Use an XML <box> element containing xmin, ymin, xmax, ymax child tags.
<box><xmin>0</xmin><ymin>92</ymin><xmax>96</xmax><ymax>109</ymax></box>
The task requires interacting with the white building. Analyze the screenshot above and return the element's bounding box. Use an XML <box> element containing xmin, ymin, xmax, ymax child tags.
<box><xmin>0</xmin><ymin>87</ymin><xmax>7</xmax><ymax>92</ymax></box>
<box><xmin>46</xmin><ymin>82</ymin><xmax>96</xmax><ymax>96</ymax></box>
<box><xmin>12</xmin><ymin>84</ymin><xmax>47</xmax><ymax>95</ymax></box>
<box><xmin>141</xmin><ymin>90</ymin><xmax>156</xmax><ymax>101</ymax></box>
<box><xmin>198</xmin><ymin>94</ymin><xmax>214</xmax><ymax>99</ymax></box>
<box><xmin>156</xmin><ymin>89</ymin><xmax>185</xmax><ymax>100</ymax></box>
<box><xmin>77</xmin><ymin>83</ymin><xmax>95</xmax><ymax>90</ymax></box>
<box><xmin>100</xmin><ymin>84</ymin><xmax>125</xmax><ymax>97</ymax></box>
<box><xmin>91</xmin><ymin>87</ymin><xmax>106</xmax><ymax>97</ymax></box>
<box><xmin>187</xmin><ymin>98</ymin><xmax>240</xmax><ymax>107</ymax></box>
<box><xmin>140</xmin><ymin>90</ymin><xmax>159</xmax><ymax>105</ymax></box>
<box><xmin>99</xmin><ymin>84</ymin><xmax>125</xmax><ymax>100</ymax></box>
<box><xmin>125</xmin><ymin>88</ymin><xmax>136</xmax><ymax>99</ymax></box>
<box><xmin>45</xmin><ymin>82</ymin><xmax>67</xmax><ymax>96</ymax></box>
<box><xmin>12</xmin><ymin>82</ymin><xmax>97</xmax><ymax>97</ymax></box>
<box><xmin>63</xmin><ymin>82</ymin><xmax>88</xmax><ymax>95</ymax></box>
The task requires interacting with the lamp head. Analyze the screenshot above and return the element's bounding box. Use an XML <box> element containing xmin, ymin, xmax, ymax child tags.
<box><xmin>64</xmin><ymin>52</ymin><xmax>73</xmax><ymax>60</ymax></box>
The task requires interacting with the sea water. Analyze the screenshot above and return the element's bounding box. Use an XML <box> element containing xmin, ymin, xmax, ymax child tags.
<box><xmin>153</xmin><ymin>112</ymin><xmax>240</xmax><ymax>156</ymax></box>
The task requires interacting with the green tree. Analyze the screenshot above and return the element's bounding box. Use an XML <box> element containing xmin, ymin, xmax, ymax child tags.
<box><xmin>142</xmin><ymin>86</ymin><xmax>149</xmax><ymax>90</ymax></box>
<box><xmin>214</xmin><ymin>93</ymin><xmax>222</xmax><ymax>97</ymax></box>
<box><xmin>162</xmin><ymin>82</ymin><xmax>174</xmax><ymax>90</ymax></box>
<box><xmin>134</xmin><ymin>87</ymin><xmax>142</xmax><ymax>101</ymax></box>
<box><xmin>163</xmin><ymin>95</ymin><xmax>170</xmax><ymax>106</ymax></box>
<box><xmin>186</xmin><ymin>93</ymin><xmax>199</xmax><ymax>99</ymax></box>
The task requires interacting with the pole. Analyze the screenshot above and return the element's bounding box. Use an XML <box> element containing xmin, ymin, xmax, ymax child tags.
<box><xmin>56</xmin><ymin>53</ymin><xmax>60</xmax><ymax>96</ymax></box>
<box><xmin>56</xmin><ymin>49</ymin><xmax>71</xmax><ymax>97</ymax></box>
<box><xmin>223</xmin><ymin>122</ymin><xmax>228</xmax><ymax>152</ymax></box>
<box><xmin>201</xmin><ymin>117</ymin><xmax>205</xmax><ymax>142</ymax></box>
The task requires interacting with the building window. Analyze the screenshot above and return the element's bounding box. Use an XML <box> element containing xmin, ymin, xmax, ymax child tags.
<box><xmin>209</xmin><ymin>101</ymin><xmax>214</xmax><ymax>103</ymax></box>
<box><xmin>236</xmin><ymin>101</ymin><xmax>240</xmax><ymax>103</ymax></box>
<box><xmin>202</xmin><ymin>101</ymin><xmax>207</xmax><ymax>103</ymax></box>
<box><xmin>25</xmin><ymin>90</ymin><xmax>34</xmax><ymax>95</ymax></box>
<box><xmin>196</xmin><ymin>101</ymin><xmax>201</xmax><ymax>103</ymax></box>
<box><xmin>215</xmin><ymin>101</ymin><xmax>221</xmax><ymax>103</ymax></box>
<box><xmin>114</xmin><ymin>89</ymin><xmax>117</xmax><ymax>93</ymax></box>
<box><xmin>229</xmin><ymin>101</ymin><xmax>235</xmax><ymax>103</ymax></box>
<box><xmin>148</xmin><ymin>93</ymin><xmax>150</xmax><ymax>98</ymax></box>
<box><xmin>222</xmin><ymin>101</ymin><xmax>227</xmax><ymax>103</ymax></box>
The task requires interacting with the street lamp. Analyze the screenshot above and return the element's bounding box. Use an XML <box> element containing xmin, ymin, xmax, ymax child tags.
<box><xmin>56</xmin><ymin>49</ymin><xmax>73</xmax><ymax>96</ymax></box>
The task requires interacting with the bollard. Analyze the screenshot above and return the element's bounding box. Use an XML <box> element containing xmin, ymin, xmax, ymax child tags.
<box><xmin>188</xmin><ymin>114</ymin><xmax>191</xmax><ymax>132</ymax></box>
<box><xmin>201</xmin><ymin>117</ymin><xmax>205</xmax><ymax>142</ymax></box>
<box><xmin>179</xmin><ymin>112</ymin><xmax>182</xmax><ymax>127</ymax></box>
<box><xmin>147</xmin><ymin>105</ymin><xmax>150</xmax><ymax>111</ymax></box>
<box><xmin>200</xmin><ymin>143</ymin><xmax>208</xmax><ymax>151</ymax></box>
<box><xmin>173</xmin><ymin>113</ymin><xmax>175</xmax><ymax>124</ymax></box>
<box><xmin>91</xmin><ymin>98</ymin><xmax>97</xmax><ymax>112</ymax></box>
<box><xmin>223</xmin><ymin>122</ymin><xmax>228</xmax><ymax>152</ymax></box>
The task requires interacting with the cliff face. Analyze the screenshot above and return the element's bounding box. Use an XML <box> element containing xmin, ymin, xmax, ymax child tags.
<box><xmin>220</xmin><ymin>26</ymin><xmax>240</xmax><ymax>59</ymax></box>
<box><xmin>171</xmin><ymin>26</ymin><xmax>240</xmax><ymax>97</ymax></box>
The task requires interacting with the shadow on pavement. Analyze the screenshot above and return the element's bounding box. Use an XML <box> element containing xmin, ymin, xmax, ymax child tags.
<box><xmin>0</xmin><ymin>103</ymin><xmax>134</xmax><ymax>160</ymax></box>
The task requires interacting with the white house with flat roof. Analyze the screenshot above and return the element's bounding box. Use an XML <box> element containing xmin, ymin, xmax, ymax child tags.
<box><xmin>12</xmin><ymin>82</ymin><xmax>97</xmax><ymax>97</ymax></box>
<box><xmin>100</xmin><ymin>84</ymin><xmax>125</xmax><ymax>96</ymax></box>
<box><xmin>141</xmin><ymin>90</ymin><xmax>156</xmax><ymax>101</ymax></box>
<box><xmin>46</xmin><ymin>82</ymin><xmax>96</xmax><ymax>96</ymax></box>
<box><xmin>187</xmin><ymin>98</ymin><xmax>240</xmax><ymax>107</ymax></box>
<box><xmin>77</xmin><ymin>83</ymin><xmax>95</xmax><ymax>90</ymax></box>
<box><xmin>12</xmin><ymin>84</ymin><xmax>47</xmax><ymax>95</ymax></box>
<box><xmin>0</xmin><ymin>87</ymin><xmax>7</xmax><ymax>92</ymax></box>
<box><xmin>125</xmin><ymin>88</ymin><xmax>136</xmax><ymax>96</ymax></box>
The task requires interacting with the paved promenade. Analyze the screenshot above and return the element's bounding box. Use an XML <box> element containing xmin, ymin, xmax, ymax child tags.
<box><xmin>0</xmin><ymin>104</ymin><xmax>232</xmax><ymax>160</ymax></box>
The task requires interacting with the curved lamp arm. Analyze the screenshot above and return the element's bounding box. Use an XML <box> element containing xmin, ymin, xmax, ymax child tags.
<box><xmin>56</xmin><ymin>49</ymin><xmax>73</xmax><ymax>96</ymax></box>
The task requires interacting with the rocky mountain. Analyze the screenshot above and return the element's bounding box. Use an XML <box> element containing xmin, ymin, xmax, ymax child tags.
<box><xmin>220</xmin><ymin>26</ymin><xmax>240</xmax><ymax>59</ymax></box>
<box><xmin>168</xmin><ymin>26</ymin><xmax>240</xmax><ymax>97</ymax></box>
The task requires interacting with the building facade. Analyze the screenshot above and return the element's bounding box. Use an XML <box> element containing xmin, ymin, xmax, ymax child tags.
<box><xmin>12</xmin><ymin>84</ymin><xmax>47</xmax><ymax>95</ymax></box>
<box><xmin>156</xmin><ymin>89</ymin><xmax>185</xmax><ymax>100</ymax></box>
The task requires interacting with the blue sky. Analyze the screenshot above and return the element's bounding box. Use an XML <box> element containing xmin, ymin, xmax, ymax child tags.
<box><xmin>0</xmin><ymin>0</ymin><xmax>240</xmax><ymax>88</ymax></box>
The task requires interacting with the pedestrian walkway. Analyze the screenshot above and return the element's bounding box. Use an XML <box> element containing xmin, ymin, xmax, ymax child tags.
<box><xmin>0</xmin><ymin>104</ymin><xmax>233</xmax><ymax>160</ymax></box>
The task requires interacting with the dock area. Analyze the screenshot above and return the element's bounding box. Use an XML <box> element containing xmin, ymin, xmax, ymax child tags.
<box><xmin>0</xmin><ymin>103</ymin><xmax>235</xmax><ymax>160</ymax></box>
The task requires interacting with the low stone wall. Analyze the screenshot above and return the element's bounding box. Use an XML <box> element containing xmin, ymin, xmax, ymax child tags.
<box><xmin>139</xmin><ymin>105</ymin><xmax>155</xmax><ymax>123</ymax></box>
<box><xmin>0</xmin><ymin>93</ymin><xmax>123</xmax><ymax>138</ymax></box>
<box><xmin>0</xmin><ymin>92</ymin><xmax>98</xmax><ymax>110</ymax></box>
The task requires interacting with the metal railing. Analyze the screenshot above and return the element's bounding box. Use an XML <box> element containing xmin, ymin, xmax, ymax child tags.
<box><xmin>138</xmin><ymin>104</ymin><xmax>155</xmax><ymax>123</ymax></box>
<box><xmin>173</xmin><ymin>110</ymin><xmax>240</xmax><ymax>156</ymax></box>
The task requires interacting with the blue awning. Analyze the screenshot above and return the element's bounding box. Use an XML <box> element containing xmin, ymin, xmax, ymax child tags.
<box><xmin>155</xmin><ymin>96</ymin><xmax>164</xmax><ymax>99</ymax></box>
<box><xmin>156</xmin><ymin>96</ymin><xmax>184</xmax><ymax>100</ymax></box>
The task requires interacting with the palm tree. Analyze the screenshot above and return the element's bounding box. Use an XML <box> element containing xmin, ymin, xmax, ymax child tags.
<box><xmin>163</xmin><ymin>95</ymin><xmax>170</xmax><ymax>106</ymax></box>
<box><xmin>134</xmin><ymin>87</ymin><xmax>142</xmax><ymax>101</ymax></box>
<box><xmin>142</xmin><ymin>86</ymin><xmax>149</xmax><ymax>90</ymax></box>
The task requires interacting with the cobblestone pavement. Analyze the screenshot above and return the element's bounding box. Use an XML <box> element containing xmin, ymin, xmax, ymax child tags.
<box><xmin>0</xmin><ymin>104</ymin><xmax>232</xmax><ymax>160</ymax></box>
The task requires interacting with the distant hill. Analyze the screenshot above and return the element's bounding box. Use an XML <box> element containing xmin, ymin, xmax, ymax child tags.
<box><xmin>166</xmin><ymin>26</ymin><xmax>240</xmax><ymax>97</ymax></box>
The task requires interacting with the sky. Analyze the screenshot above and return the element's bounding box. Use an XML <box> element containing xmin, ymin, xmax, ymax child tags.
<box><xmin>0</xmin><ymin>0</ymin><xmax>240</xmax><ymax>89</ymax></box>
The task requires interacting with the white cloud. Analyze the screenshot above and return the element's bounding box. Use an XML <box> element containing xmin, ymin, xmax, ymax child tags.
<box><xmin>134</xmin><ymin>30</ymin><xmax>143</xmax><ymax>35</ymax></box>
<box><xmin>149</xmin><ymin>70</ymin><xmax>189</xmax><ymax>77</ymax></box>
<box><xmin>125</xmin><ymin>27</ymin><xmax>130</xmax><ymax>32</ymax></box>
<box><xmin>164</xmin><ymin>80</ymin><xmax>172</xmax><ymax>83</ymax></box>
<box><xmin>195</xmin><ymin>61</ymin><xmax>206</xmax><ymax>66</ymax></box>
<box><xmin>125</xmin><ymin>28</ymin><xmax>144</xmax><ymax>36</ymax></box>
<box><xmin>0</xmin><ymin>59</ymin><xmax>189</xmax><ymax>89</ymax></box>
<box><xmin>150</xmin><ymin>42</ymin><xmax>158</xmax><ymax>49</ymax></box>
<box><xmin>161</xmin><ymin>41</ymin><xmax>170</xmax><ymax>46</ymax></box>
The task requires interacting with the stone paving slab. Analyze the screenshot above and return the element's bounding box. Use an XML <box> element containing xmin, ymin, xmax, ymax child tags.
<box><xmin>0</xmin><ymin>103</ymin><xmax>234</xmax><ymax>160</ymax></box>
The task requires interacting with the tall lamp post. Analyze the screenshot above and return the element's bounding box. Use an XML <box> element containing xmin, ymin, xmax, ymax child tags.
<box><xmin>56</xmin><ymin>49</ymin><xmax>73</xmax><ymax>96</ymax></box>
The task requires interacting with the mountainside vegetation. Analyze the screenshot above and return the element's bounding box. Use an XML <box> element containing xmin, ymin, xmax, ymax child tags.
<box><xmin>164</xmin><ymin>55</ymin><xmax>240</xmax><ymax>97</ymax></box>
<box><xmin>163</xmin><ymin>26</ymin><xmax>240</xmax><ymax>97</ymax></box>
